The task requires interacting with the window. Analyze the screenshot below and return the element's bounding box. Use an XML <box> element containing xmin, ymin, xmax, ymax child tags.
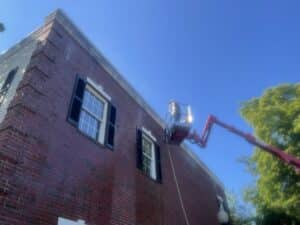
<box><xmin>136</xmin><ymin>128</ymin><xmax>162</xmax><ymax>182</ymax></box>
<box><xmin>0</xmin><ymin>67</ymin><xmax>18</xmax><ymax>105</ymax></box>
<box><xmin>78</xmin><ymin>87</ymin><xmax>106</xmax><ymax>140</ymax></box>
<box><xmin>142</xmin><ymin>134</ymin><xmax>156</xmax><ymax>179</ymax></box>
<box><xmin>68</xmin><ymin>76</ymin><xmax>116</xmax><ymax>148</ymax></box>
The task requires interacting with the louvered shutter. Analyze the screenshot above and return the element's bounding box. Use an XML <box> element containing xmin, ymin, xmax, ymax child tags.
<box><xmin>105</xmin><ymin>104</ymin><xmax>117</xmax><ymax>149</ymax></box>
<box><xmin>68</xmin><ymin>76</ymin><xmax>86</xmax><ymax>125</ymax></box>
<box><xmin>155</xmin><ymin>143</ymin><xmax>162</xmax><ymax>183</ymax></box>
<box><xmin>136</xmin><ymin>129</ymin><xmax>143</xmax><ymax>170</ymax></box>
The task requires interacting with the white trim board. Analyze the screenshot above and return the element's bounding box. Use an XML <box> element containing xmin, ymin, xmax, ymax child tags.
<box><xmin>58</xmin><ymin>218</ymin><xmax>86</xmax><ymax>225</ymax></box>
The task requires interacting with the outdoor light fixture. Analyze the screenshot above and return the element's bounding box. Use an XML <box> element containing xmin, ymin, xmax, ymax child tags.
<box><xmin>217</xmin><ymin>196</ymin><xmax>229</xmax><ymax>224</ymax></box>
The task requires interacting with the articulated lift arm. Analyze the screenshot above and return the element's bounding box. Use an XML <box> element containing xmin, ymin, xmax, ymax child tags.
<box><xmin>187</xmin><ymin>115</ymin><xmax>300</xmax><ymax>173</ymax></box>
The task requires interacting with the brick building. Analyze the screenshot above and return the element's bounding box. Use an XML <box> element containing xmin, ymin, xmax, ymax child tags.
<box><xmin>0</xmin><ymin>9</ymin><xmax>227</xmax><ymax>225</ymax></box>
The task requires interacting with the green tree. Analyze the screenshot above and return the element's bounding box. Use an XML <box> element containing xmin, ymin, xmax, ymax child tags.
<box><xmin>0</xmin><ymin>23</ymin><xmax>5</xmax><ymax>32</ymax></box>
<box><xmin>226</xmin><ymin>191</ymin><xmax>254</xmax><ymax>225</ymax></box>
<box><xmin>240</xmin><ymin>84</ymin><xmax>300</xmax><ymax>224</ymax></box>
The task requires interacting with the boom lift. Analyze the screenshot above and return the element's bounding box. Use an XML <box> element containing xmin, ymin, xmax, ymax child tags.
<box><xmin>165</xmin><ymin>101</ymin><xmax>300</xmax><ymax>224</ymax></box>
<box><xmin>165</xmin><ymin>101</ymin><xmax>300</xmax><ymax>173</ymax></box>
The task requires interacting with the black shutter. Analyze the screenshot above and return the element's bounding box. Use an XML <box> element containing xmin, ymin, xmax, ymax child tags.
<box><xmin>136</xmin><ymin>129</ymin><xmax>143</xmax><ymax>170</ymax></box>
<box><xmin>155</xmin><ymin>143</ymin><xmax>162</xmax><ymax>183</ymax></box>
<box><xmin>105</xmin><ymin>104</ymin><xmax>117</xmax><ymax>149</ymax></box>
<box><xmin>0</xmin><ymin>67</ymin><xmax>18</xmax><ymax>105</ymax></box>
<box><xmin>2</xmin><ymin>67</ymin><xmax>18</xmax><ymax>91</ymax></box>
<box><xmin>68</xmin><ymin>76</ymin><xmax>86</xmax><ymax>125</ymax></box>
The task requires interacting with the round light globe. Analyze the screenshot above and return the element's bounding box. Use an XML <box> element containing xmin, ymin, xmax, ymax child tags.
<box><xmin>217</xmin><ymin>204</ymin><xmax>229</xmax><ymax>224</ymax></box>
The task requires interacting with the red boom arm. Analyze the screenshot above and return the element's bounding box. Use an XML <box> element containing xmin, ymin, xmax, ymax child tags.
<box><xmin>187</xmin><ymin>115</ymin><xmax>300</xmax><ymax>173</ymax></box>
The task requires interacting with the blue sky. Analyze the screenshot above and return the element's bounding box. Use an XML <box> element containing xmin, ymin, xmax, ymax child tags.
<box><xmin>1</xmin><ymin>0</ymin><xmax>299</xmax><ymax>200</ymax></box>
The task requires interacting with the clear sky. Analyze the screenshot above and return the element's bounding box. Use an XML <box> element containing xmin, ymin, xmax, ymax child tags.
<box><xmin>1</xmin><ymin>0</ymin><xmax>299</xmax><ymax>200</ymax></box>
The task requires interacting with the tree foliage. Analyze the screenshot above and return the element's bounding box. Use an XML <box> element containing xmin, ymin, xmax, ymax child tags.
<box><xmin>226</xmin><ymin>191</ymin><xmax>254</xmax><ymax>225</ymax></box>
<box><xmin>240</xmin><ymin>84</ymin><xmax>300</xmax><ymax>224</ymax></box>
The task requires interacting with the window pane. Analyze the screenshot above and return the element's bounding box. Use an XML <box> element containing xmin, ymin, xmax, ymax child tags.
<box><xmin>142</xmin><ymin>137</ymin><xmax>152</xmax><ymax>157</ymax></box>
<box><xmin>78</xmin><ymin>110</ymin><xmax>99</xmax><ymax>139</ymax></box>
<box><xmin>142</xmin><ymin>157</ymin><xmax>152</xmax><ymax>176</ymax></box>
<box><xmin>82</xmin><ymin>90</ymin><xmax>104</xmax><ymax>119</ymax></box>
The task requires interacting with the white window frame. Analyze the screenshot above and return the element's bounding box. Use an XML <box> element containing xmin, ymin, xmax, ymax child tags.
<box><xmin>141</xmin><ymin>133</ymin><xmax>157</xmax><ymax>180</ymax></box>
<box><xmin>58</xmin><ymin>218</ymin><xmax>86</xmax><ymax>225</ymax></box>
<box><xmin>78</xmin><ymin>80</ymin><xmax>110</xmax><ymax>144</ymax></box>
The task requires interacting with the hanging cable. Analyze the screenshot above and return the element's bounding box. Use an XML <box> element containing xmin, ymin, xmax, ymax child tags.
<box><xmin>166</xmin><ymin>143</ymin><xmax>191</xmax><ymax>225</ymax></box>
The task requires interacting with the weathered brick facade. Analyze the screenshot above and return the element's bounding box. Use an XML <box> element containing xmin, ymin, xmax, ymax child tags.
<box><xmin>0</xmin><ymin>9</ymin><xmax>226</xmax><ymax>225</ymax></box>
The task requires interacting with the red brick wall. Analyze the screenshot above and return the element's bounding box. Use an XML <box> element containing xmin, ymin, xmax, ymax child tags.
<box><xmin>0</xmin><ymin>16</ymin><xmax>225</xmax><ymax>225</ymax></box>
